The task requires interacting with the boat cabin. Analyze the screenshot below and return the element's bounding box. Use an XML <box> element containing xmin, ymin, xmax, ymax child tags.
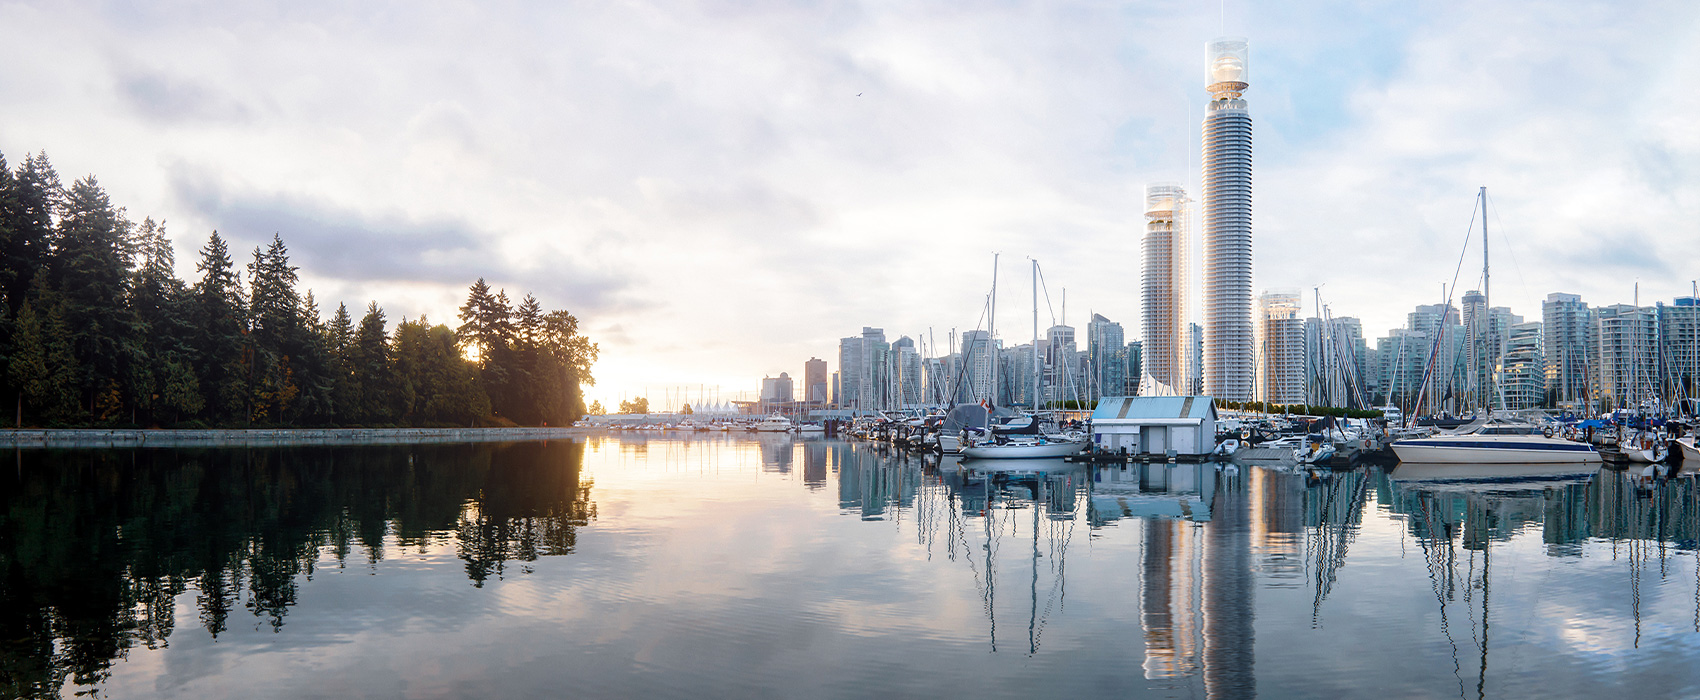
<box><xmin>1089</xmin><ymin>396</ymin><xmax>1218</xmax><ymax>457</ymax></box>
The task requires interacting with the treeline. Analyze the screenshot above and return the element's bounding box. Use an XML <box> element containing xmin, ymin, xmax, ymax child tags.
<box><xmin>0</xmin><ymin>150</ymin><xmax>596</xmax><ymax>427</ymax></box>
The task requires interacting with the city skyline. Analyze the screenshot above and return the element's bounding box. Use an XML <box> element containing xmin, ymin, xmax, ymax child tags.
<box><xmin>2</xmin><ymin>1</ymin><xmax>1697</xmax><ymax>408</ymax></box>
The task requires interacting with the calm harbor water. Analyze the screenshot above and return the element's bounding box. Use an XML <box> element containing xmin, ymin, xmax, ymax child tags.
<box><xmin>3</xmin><ymin>435</ymin><xmax>1700</xmax><ymax>699</ymax></box>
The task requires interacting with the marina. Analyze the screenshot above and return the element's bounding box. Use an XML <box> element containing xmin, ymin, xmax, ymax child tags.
<box><xmin>6</xmin><ymin>433</ymin><xmax>1700</xmax><ymax>698</ymax></box>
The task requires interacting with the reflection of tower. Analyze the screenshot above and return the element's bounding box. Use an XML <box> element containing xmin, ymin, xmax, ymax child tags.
<box><xmin>1201</xmin><ymin>37</ymin><xmax>1254</xmax><ymax>401</ymax></box>
<box><xmin>1144</xmin><ymin>184</ymin><xmax>1189</xmax><ymax>393</ymax></box>
<box><xmin>1203</xmin><ymin>463</ymin><xmax>1254</xmax><ymax>698</ymax></box>
<box><xmin>1141</xmin><ymin>520</ymin><xmax>1205</xmax><ymax>680</ymax></box>
<box><xmin>1249</xmin><ymin>463</ymin><xmax>1305</xmax><ymax>582</ymax></box>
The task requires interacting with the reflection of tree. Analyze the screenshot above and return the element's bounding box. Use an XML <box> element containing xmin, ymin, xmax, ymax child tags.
<box><xmin>0</xmin><ymin>441</ymin><xmax>594</xmax><ymax>699</ymax></box>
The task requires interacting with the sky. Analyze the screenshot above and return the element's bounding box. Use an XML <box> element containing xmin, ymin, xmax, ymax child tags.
<box><xmin>2</xmin><ymin>0</ymin><xmax>1698</xmax><ymax>410</ymax></box>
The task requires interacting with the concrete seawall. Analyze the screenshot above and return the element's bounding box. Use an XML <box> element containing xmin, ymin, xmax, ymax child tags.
<box><xmin>0</xmin><ymin>427</ymin><xmax>592</xmax><ymax>449</ymax></box>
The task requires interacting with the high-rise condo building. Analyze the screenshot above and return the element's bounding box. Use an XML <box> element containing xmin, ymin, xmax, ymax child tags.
<box><xmin>1254</xmin><ymin>291</ymin><xmax>1304</xmax><ymax>405</ymax></box>
<box><xmin>1542</xmin><ymin>293</ymin><xmax>1594</xmax><ymax>410</ymax></box>
<box><xmin>1201</xmin><ymin>37</ymin><xmax>1254</xmax><ymax>401</ymax></box>
<box><xmin>1088</xmin><ymin>313</ymin><xmax>1127</xmax><ymax>402</ymax></box>
<box><xmin>1143</xmin><ymin>184</ymin><xmax>1189</xmax><ymax>394</ymax></box>
<box><xmin>961</xmin><ymin>330</ymin><xmax>995</xmax><ymax>404</ymax></box>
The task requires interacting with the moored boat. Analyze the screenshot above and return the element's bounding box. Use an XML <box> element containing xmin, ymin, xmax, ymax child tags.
<box><xmin>1392</xmin><ymin>422</ymin><xmax>1600</xmax><ymax>465</ymax></box>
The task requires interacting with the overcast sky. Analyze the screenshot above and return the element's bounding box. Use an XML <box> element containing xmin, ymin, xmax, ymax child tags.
<box><xmin>3</xmin><ymin>0</ymin><xmax>1697</xmax><ymax>409</ymax></box>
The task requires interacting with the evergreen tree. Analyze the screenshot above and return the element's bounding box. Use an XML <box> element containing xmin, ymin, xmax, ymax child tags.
<box><xmin>349</xmin><ymin>302</ymin><xmax>396</xmax><ymax>423</ymax></box>
<box><xmin>128</xmin><ymin>218</ymin><xmax>196</xmax><ymax>422</ymax></box>
<box><xmin>50</xmin><ymin>176</ymin><xmax>136</xmax><ymax>417</ymax></box>
<box><xmin>10</xmin><ymin>299</ymin><xmax>79</xmax><ymax>422</ymax></box>
<box><xmin>0</xmin><ymin>152</ymin><xmax>60</xmax><ymax>315</ymax></box>
<box><xmin>191</xmin><ymin>231</ymin><xmax>248</xmax><ymax>422</ymax></box>
<box><xmin>327</xmin><ymin>302</ymin><xmax>359</xmax><ymax>421</ymax></box>
<box><xmin>393</xmin><ymin>318</ymin><xmax>489</xmax><ymax>425</ymax></box>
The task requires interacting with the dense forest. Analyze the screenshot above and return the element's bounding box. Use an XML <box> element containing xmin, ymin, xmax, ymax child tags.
<box><xmin>0</xmin><ymin>150</ymin><xmax>596</xmax><ymax>427</ymax></box>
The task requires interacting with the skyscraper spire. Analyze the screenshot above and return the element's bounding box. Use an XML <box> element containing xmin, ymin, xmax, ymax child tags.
<box><xmin>1202</xmin><ymin>37</ymin><xmax>1254</xmax><ymax>401</ymax></box>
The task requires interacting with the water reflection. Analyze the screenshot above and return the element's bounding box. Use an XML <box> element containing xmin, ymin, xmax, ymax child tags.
<box><xmin>0</xmin><ymin>442</ymin><xmax>592</xmax><ymax>699</ymax></box>
<box><xmin>7</xmin><ymin>436</ymin><xmax>1700</xmax><ymax>699</ymax></box>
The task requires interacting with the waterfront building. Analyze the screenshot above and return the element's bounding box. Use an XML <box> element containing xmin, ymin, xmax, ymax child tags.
<box><xmin>1088</xmin><ymin>314</ymin><xmax>1128</xmax><ymax>404</ymax></box>
<box><xmin>893</xmin><ymin>337</ymin><xmax>923</xmax><ymax>407</ymax></box>
<box><xmin>1658</xmin><ymin>297</ymin><xmax>1700</xmax><ymax>405</ymax></box>
<box><xmin>1501</xmin><ymin>321</ymin><xmax>1545</xmax><ymax>409</ymax></box>
<box><xmin>1373</xmin><ymin>329</ymin><xmax>1430</xmax><ymax>409</ymax></box>
<box><xmin>837</xmin><ymin>336</ymin><xmax>861</xmax><ymax>409</ymax></box>
<box><xmin>860</xmin><ymin>327</ymin><xmax>890</xmax><ymax>409</ymax></box>
<box><xmin>1254</xmin><ymin>291</ymin><xmax>1305</xmax><ymax>405</ymax></box>
<box><xmin>961</xmin><ymin>330</ymin><xmax>996</xmax><ymax>404</ymax></box>
<box><xmin>804</xmin><ymin>357</ymin><xmax>828</xmax><ymax>404</ymax></box>
<box><xmin>1143</xmin><ymin>184</ymin><xmax>1189</xmax><ymax>394</ymax></box>
<box><xmin>1201</xmin><ymin>37</ymin><xmax>1254</xmax><ymax>401</ymax></box>
<box><xmin>1005</xmin><ymin>343</ymin><xmax>1038</xmax><ymax>408</ymax></box>
<box><xmin>1186</xmin><ymin>323</ymin><xmax>1204</xmax><ymax>395</ymax></box>
<box><xmin>1596</xmin><ymin>304</ymin><xmax>1657</xmax><ymax>410</ymax></box>
<box><xmin>760</xmin><ymin>373</ymin><xmax>794</xmax><ymax>404</ymax></box>
<box><xmin>1126</xmin><ymin>341</ymin><xmax>1144</xmax><ymax>395</ymax></box>
<box><xmin>1542</xmin><ymin>293</ymin><xmax>1595</xmax><ymax>411</ymax></box>
<box><xmin>1045</xmin><ymin>325</ymin><xmax>1078</xmax><ymax>405</ymax></box>
<box><xmin>830</xmin><ymin>371</ymin><xmax>841</xmax><ymax>407</ymax></box>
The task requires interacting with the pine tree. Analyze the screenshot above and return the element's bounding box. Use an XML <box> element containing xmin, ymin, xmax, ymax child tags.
<box><xmin>192</xmin><ymin>231</ymin><xmax>248</xmax><ymax>422</ymax></box>
<box><xmin>0</xmin><ymin>152</ymin><xmax>60</xmax><ymax>315</ymax></box>
<box><xmin>50</xmin><ymin>176</ymin><xmax>135</xmax><ymax>417</ymax></box>
<box><xmin>10</xmin><ymin>299</ymin><xmax>80</xmax><ymax>422</ymax></box>
<box><xmin>350</xmin><ymin>302</ymin><xmax>396</xmax><ymax>423</ymax></box>
<box><xmin>128</xmin><ymin>218</ymin><xmax>197</xmax><ymax>422</ymax></box>
<box><xmin>327</xmin><ymin>302</ymin><xmax>359</xmax><ymax>421</ymax></box>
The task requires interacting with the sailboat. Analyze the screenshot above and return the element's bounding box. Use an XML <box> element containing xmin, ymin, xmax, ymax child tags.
<box><xmin>1392</xmin><ymin>188</ymin><xmax>1601</xmax><ymax>466</ymax></box>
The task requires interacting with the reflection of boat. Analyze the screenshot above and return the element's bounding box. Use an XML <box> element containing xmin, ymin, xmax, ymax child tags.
<box><xmin>1390</xmin><ymin>461</ymin><xmax>1599</xmax><ymax>484</ymax></box>
<box><xmin>961</xmin><ymin>437</ymin><xmax>1087</xmax><ymax>459</ymax></box>
<box><xmin>1392</xmin><ymin>422</ymin><xmax>1599</xmax><ymax>465</ymax></box>
<box><xmin>959</xmin><ymin>457</ymin><xmax>1074</xmax><ymax>475</ymax></box>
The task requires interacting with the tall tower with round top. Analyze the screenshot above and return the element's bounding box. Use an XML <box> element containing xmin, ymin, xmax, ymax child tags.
<box><xmin>1201</xmin><ymin>37</ymin><xmax>1253</xmax><ymax>401</ymax></box>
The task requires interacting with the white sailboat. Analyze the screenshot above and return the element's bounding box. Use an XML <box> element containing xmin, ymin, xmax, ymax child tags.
<box><xmin>1393</xmin><ymin>188</ymin><xmax>1600</xmax><ymax>467</ymax></box>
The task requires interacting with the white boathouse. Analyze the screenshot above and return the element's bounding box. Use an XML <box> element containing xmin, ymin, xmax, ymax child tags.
<box><xmin>1089</xmin><ymin>396</ymin><xmax>1218</xmax><ymax>457</ymax></box>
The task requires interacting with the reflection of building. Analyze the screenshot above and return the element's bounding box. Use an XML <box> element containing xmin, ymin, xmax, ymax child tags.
<box><xmin>1142</xmin><ymin>519</ymin><xmax>1204</xmax><ymax>680</ymax></box>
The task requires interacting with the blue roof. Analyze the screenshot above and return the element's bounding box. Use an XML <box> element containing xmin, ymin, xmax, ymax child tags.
<box><xmin>1091</xmin><ymin>396</ymin><xmax>1218</xmax><ymax>422</ymax></box>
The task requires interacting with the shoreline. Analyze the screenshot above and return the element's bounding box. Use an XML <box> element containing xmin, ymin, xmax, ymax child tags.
<box><xmin>0</xmin><ymin>427</ymin><xmax>592</xmax><ymax>449</ymax></box>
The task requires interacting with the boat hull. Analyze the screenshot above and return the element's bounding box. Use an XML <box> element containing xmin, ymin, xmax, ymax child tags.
<box><xmin>1677</xmin><ymin>438</ymin><xmax>1700</xmax><ymax>463</ymax></box>
<box><xmin>960</xmin><ymin>441</ymin><xmax>1087</xmax><ymax>459</ymax></box>
<box><xmin>1392</xmin><ymin>436</ymin><xmax>1600</xmax><ymax>465</ymax></box>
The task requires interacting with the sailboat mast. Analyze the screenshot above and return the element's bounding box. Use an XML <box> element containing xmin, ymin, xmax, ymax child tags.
<box><xmin>1481</xmin><ymin>186</ymin><xmax>1490</xmax><ymax>413</ymax></box>
<box><xmin>1033</xmin><ymin>259</ymin><xmax>1040</xmax><ymax>411</ymax></box>
<box><xmin>990</xmin><ymin>254</ymin><xmax>999</xmax><ymax>405</ymax></box>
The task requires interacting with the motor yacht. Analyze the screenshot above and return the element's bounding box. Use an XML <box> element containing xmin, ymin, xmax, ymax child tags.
<box><xmin>1391</xmin><ymin>420</ymin><xmax>1600</xmax><ymax>465</ymax></box>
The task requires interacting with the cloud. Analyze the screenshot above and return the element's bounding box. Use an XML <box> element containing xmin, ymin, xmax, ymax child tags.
<box><xmin>169</xmin><ymin>167</ymin><xmax>628</xmax><ymax>313</ymax></box>
<box><xmin>3</xmin><ymin>0</ymin><xmax>1697</xmax><ymax>404</ymax></box>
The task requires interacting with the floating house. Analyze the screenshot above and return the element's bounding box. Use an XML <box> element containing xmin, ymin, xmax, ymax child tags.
<box><xmin>1089</xmin><ymin>396</ymin><xmax>1218</xmax><ymax>457</ymax></box>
